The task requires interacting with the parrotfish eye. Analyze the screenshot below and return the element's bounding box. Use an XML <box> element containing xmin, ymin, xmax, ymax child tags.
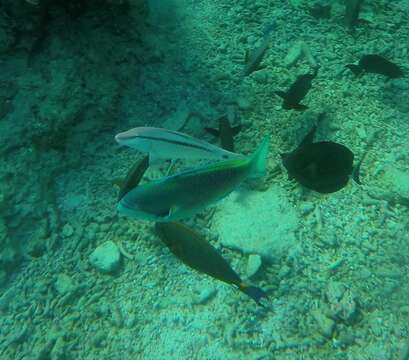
<box><xmin>222</xmin><ymin>154</ymin><xmax>228</xmax><ymax>159</ymax></box>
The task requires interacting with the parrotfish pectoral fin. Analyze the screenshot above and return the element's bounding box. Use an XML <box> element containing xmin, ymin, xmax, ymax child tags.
<box><xmin>249</xmin><ymin>137</ymin><xmax>270</xmax><ymax>178</ymax></box>
<box><xmin>239</xmin><ymin>284</ymin><xmax>268</xmax><ymax>306</ymax></box>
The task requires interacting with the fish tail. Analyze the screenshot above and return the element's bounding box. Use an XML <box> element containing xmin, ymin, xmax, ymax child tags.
<box><xmin>274</xmin><ymin>91</ymin><xmax>287</xmax><ymax>99</ymax></box>
<box><xmin>249</xmin><ymin>137</ymin><xmax>270</xmax><ymax>178</ymax></box>
<box><xmin>346</xmin><ymin>64</ymin><xmax>363</xmax><ymax>76</ymax></box>
<box><xmin>239</xmin><ymin>283</ymin><xmax>268</xmax><ymax>306</ymax></box>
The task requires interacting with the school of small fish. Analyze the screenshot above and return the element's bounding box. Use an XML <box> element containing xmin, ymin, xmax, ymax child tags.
<box><xmin>113</xmin><ymin>27</ymin><xmax>405</xmax><ymax>306</ymax></box>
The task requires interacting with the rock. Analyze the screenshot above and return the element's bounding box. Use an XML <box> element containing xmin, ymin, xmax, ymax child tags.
<box><xmin>89</xmin><ymin>241</ymin><xmax>121</xmax><ymax>274</ymax></box>
<box><xmin>54</xmin><ymin>274</ymin><xmax>75</xmax><ymax>295</ymax></box>
<box><xmin>336</xmin><ymin>290</ymin><xmax>358</xmax><ymax>324</ymax></box>
<box><xmin>212</xmin><ymin>186</ymin><xmax>298</xmax><ymax>262</ymax></box>
<box><xmin>62</xmin><ymin>224</ymin><xmax>74</xmax><ymax>238</ymax></box>
<box><xmin>246</xmin><ymin>254</ymin><xmax>262</xmax><ymax>278</ymax></box>
<box><xmin>326</xmin><ymin>281</ymin><xmax>346</xmax><ymax>305</ymax></box>
<box><xmin>311</xmin><ymin>309</ymin><xmax>335</xmax><ymax>338</ymax></box>
<box><xmin>193</xmin><ymin>287</ymin><xmax>217</xmax><ymax>305</ymax></box>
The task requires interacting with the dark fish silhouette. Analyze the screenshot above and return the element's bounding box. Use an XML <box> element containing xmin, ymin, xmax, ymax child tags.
<box><xmin>155</xmin><ymin>222</ymin><xmax>268</xmax><ymax>306</ymax></box>
<box><xmin>281</xmin><ymin>127</ymin><xmax>358</xmax><ymax>193</ymax></box>
<box><xmin>205</xmin><ymin>115</ymin><xmax>241</xmax><ymax>152</ymax></box>
<box><xmin>345</xmin><ymin>0</ymin><xmax>364</xmax><ymax>29</ymax></box>
<box><xmin>346</xmin><ymin>54</ymin><xmax>404</xmax><ymax>79</ymax></box>
<box><xmin>114</xmin><ymin>155</ymin><xmax>149</xmax><ymax>201</ymax></box>
<box><xmin>275</xmin><ymin>69</ymin><xmax>318</xmax><ymax>111</ymax></box>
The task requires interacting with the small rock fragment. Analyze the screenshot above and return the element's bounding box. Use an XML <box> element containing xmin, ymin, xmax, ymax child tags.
<box><xmin>246</xmin><ymin>254</ymin><xmax>262</xmax><ymax>278</ymax></box>
<box><xmin>89</xmin><ymin>241</ymin><xmax>121</xmax><ymax>274</ymax></box>
<box><xmin>62</xmin><ymin>224</ymin><xmax>74</xmax><ymax>238</ymax></box>
<box><xmin>54</xmin><ymin>274</ymin><xmax>75</xmax><ymax>295</ymax></box>
<box><xmin>311</xmin><ymin>309</ymin><xmax>335</xmax><ymax>338</ymax></box>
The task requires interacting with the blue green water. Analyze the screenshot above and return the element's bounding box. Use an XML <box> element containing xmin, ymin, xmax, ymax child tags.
<box><xmin>1</xmin><ymin>0</ymin><xmax>409</xmax><ymax>359</ymax></box>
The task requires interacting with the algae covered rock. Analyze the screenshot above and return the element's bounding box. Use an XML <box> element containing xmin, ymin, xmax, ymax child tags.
<box><xmin>89</xmin><ymin>241</ymin><xmax>121</xmax><ymax>274</ymax></box>
<box><xmin>212</xmin><ymin>186</ymin><xmax>298</xmax><ymax>262</ymax></box>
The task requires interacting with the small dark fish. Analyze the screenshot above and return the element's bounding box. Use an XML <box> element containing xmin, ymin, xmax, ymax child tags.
<box><xmin>345</xmin><ymin>0</ymin><xmax>364</xmax><ymax>29</ymax></box>
<box><xmin>114</xmin><ymin>155</ymin><xmax>149</xmax><ymax>201</ymax></box>
<box><xmin>205</xmin><ymin>115</ymin><xmax>241</xmax><ymax>152</ymax></box>
<box><xmin>281</xmin><ymin>127</ymin><xmax>357</xmax><ymax>193</ymax></box>
<box><xmin>275</xmin><ymin>69</ymin><xmax>318</xmax><ymax>111</ymax></box>
<box><xmin>346</xmin><ymin>54</ymin><xmax>404</xmax><ymax>79</ymax></box>
<box><xmin>309</xmin><ymin>4</ymin><xmax>331</xmax><ymax>19</ymax></box>
<box><xmin>243</xmin><ymin>23</ymin><xmax>274</xmax><ymax>77</ymax></box>
<box><xmin>155</xmin><ymin>222</ymin><xmax>268</xmax><ymax>306</ymax></box>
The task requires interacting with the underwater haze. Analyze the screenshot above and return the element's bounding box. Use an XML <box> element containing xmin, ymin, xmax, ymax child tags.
<box><xmin>1</xmin><ymin>0</ymin><xmax>409</xmax><ymax>359</ymax></box>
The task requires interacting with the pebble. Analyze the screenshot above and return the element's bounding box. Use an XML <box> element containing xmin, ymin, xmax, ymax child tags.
<box><xmin>311</xmin><ymin>309</ymin><xmax>335</xmax><ymax>338</ymax></box>
<box><xmin>89</xmin><ymin>241</ymin><xmax>121</xmax><ymax>274</ymax></box>
<box><xmin>246</xmin><ymin>254</ymin><xmax>262</xmax><ymax>278</ymax></box>
<box><xmin>193</xmin><ymin>287</ymin><xmax>217</xmax><ymax>305</ymax></box>
<box><xmin>54</xmin><ymin>274</ymin><xmax>75</xmax><ymax>295</ymax></box>
<box><xmin>61</xmin><ymin>224</ymin><xmax>74</xmax><ymax>238</ymax></box>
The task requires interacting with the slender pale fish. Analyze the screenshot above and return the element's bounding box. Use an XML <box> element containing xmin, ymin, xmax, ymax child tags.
<box><xmin>117</xmin><ymin>137</ymin><xmax>270</xmax><ymax>222</ymax></box>
<box><xmin>115</xmin><ymin>127</ymin><xmax>244</xmax><ymax>164</ymax></box>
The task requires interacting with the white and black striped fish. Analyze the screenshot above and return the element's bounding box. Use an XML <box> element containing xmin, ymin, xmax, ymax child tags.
<box><xmin>115</xmin><ymin>127</ymin><xmax>243</xmax><ymax>164</ymax></box>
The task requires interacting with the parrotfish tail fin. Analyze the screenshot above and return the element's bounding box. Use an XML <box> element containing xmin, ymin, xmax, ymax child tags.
<box><xmin>274</xmin><ymin>91</ymin><xmax>287</xmax><ymax>99</ymax></box>
<box><xmin>249</xmin><ymin>137</ymin><xmax>270</xmax><ymax>178</ymax></box>
<box><xmin>232</xmin><ymin>125</ymin><xmax>242</xmax><ymax>136</ymax></box>
<box><xmin>292</xmin><ymin>103</ymin><xmax>308</xmax><ymax>111</ymax></box>
<box><xmin>346</xmin><ymin>64</ymin><xmax>363</xmax><ymax>76</ymax></box>
<box><xmin>239</xmin><ymin>283</ymin><xmax>268</xmax><ymax>306</ymax></box>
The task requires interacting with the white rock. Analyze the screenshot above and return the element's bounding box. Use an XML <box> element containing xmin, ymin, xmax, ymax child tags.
<box><xmin>55</xmin><ymin>274</ymin><xmax>74</xmax><ymax>295</ymax></box>
<box><xmin>246</xmin><ymin>254</ymin><xmax>262</xmax><ymax>278</ymax></box>
<box><xmin>89</xmin><ymin>241</ymin><xmax>121</xmax><ymax>274</ymax></box>
<box><xmin>212</xmin><ymin>186</ymin><xmax>298</xmax><ymax>262</ymax></box>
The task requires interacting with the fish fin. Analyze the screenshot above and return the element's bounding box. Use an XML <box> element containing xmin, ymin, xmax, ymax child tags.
<box><xmin>148</xmin><ymin>153</ymin><xmax>161</xmax><ymax>166</ymax></box>
<box><xmin>231</xmin><ymin>125</ymin><xmax>242</xmax><ymax>136</ymax></box>
<box><xmin>298</xmin><ymin>125</ymin><xmax>317</xmax><ymax>148</ymax></box>
<box><xmin>275</xmin><ymin>91</ymin><xmax>287</xmax><ymax>99</ymax></box>
<box><xmin>346</xmin><ymin>64</ymin><xmax>363</xmax><ymax>76</ymax></box>
<box><xmin>239</xmin><ymin>283</ymin><xmax>268</xmax><ymax>306</ymax></box>
<box><xmin>249</xmin><ymin>137</ymin><xmax>270</xmax><ymax>178</ymax></box>
<box><xmin>291</xmin><ymin>103</ymin><xmax>308</xmax><ymax>111</ymax></box>
<box><xmin>204</xmin><ymin>127</ymin><xmax>220</xmax><ymax>137</ymax></box>
<box><xmin>112</xmin><ymin>178</ymin><xmax>124</xmax><ymax>188</ymax></box>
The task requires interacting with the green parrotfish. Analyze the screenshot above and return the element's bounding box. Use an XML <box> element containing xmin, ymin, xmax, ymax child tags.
<box><xmin>118</xmin><ymin>137</ymin><xmax>269</xmax><ymax>221</ymax></box>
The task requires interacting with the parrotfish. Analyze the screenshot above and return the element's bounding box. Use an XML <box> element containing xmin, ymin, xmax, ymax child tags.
<box><xmin>115</xmin><ymin>127</ymin><xmax>243</xmax><ymax>164</ymax></box>
<box><xmin>281</xmin><ymin>127</ymin><xmax>359</xmax><ymax>193</ymax></box>
<box><xmin>275</xmin><ymin>69</ymin><xmax>318</xmax><ymax>111</ymax></box>
<box><xmin>113</xmin><ymin>155</ymin><xmax>149</xmax><ymax>201</ymax></box>
<box><xmin>346</xmin><ymin>54</ymin><xmax>404</xmax><ymax>79</ymax></box>
<box><xmin>205</xmin><ymin>115</ymin><xmax>241</xmax><ymax>152</ymax></box>
<box><xmin>118</xmin><ymin>137</ymin><xmax>269</xmax><ymax>221</ymax></box>
<box><xmin>155</xmin><ymin>222</ymin><xmax>268</xmax><ymax>305</ymax></box>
